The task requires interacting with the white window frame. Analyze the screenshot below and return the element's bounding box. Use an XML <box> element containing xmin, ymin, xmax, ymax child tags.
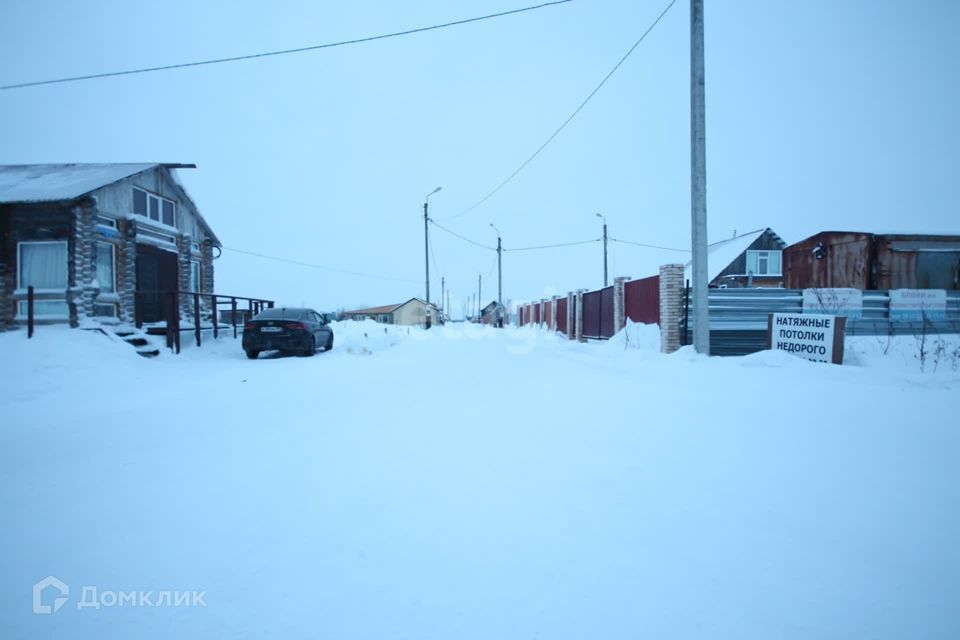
<box><xmin>190</xmin><ymin>260</ymin><xmax>201</xmax><ymax>293</ymax></box>
<box><xmin>16</xmin><ymin>240</ymin><xmax>70</xmax><ymax>318</ymax></box>
<box><xmin>745</xmin><ymin>250</ymin><xmax>783</xmax><ymax>276</ymax></box>
<box><xmin>96</xmin><ymin>241</ymin><xmax>116</xmax><ymax>294</ymax></box>
<box><xmin>132</xmin><ymin>187</ymin><xmax>178</xmax><ymax>231</ymax></box>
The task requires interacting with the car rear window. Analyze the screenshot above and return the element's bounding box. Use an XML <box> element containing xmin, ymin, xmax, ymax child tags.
<box><xmin>254</xmin><ymin>308</ymin><xmax>307</xmax><ymax>321</ymax></box>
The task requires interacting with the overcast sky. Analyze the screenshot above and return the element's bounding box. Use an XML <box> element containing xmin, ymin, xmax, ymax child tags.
<box><xmin>2</xmin><ymin>0</ymin><xmax>958</xmax><ymax>314</ymax></box>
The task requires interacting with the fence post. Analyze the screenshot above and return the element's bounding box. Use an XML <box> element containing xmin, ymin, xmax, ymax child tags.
<box><xmin>566</xmin><ymin>292</ymin><xmax>575</xmax><ymax>340</ymax></box>
<box><xmin>166</xmin><ymin>292</ymin><xmax>174</xmax><ymax>350</ymax></box>
<box><xmin>231</xmin><ymin>297</ymin><xmax>238</xmax><ymax>339</ymax></box>
<box><xmin>575</xmin><ymin>290</ymin><xmax>585</xmax><ymax>342</ymax></box>
<box><xmin>614</xmin><ymin>276</ymin><xmax>630</xmax><ymax>334</ymax></box>
<box><xmin>194</xmin><ymin>292</ymin><xmax>201</xmax><ymax>347</ymax></box>
<box><xmin>211</xmin><ymin>295</ymin><xmax>218</xmax><ymax>339</ymax></box>
<box><xmin>682</xmin><ymin>279</ymin><xmax>690</xmax><ymax>346</ymax></box>
<box><xmin>659</xmin><ymin>264</ymin><xmax>685</xmax><ymax>353</ymax></box>
<box><xmin>550</xmin><ymin>295</ymin><xmax>559</xmax><ymax>332</ymax></box>
<box><xmin>174</xmin><ymin>291</ymin><xmax>181</xmax><ymax>354</ymax></box>
<box><xmin>27</xmin><ymin>286</ymin><xmax>35</xmax><ymax>338</ymax></box>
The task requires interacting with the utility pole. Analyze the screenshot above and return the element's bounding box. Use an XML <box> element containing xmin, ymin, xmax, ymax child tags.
<box><xmin>596</xmin><ymin>213</ymin><xmax>608</xmax><ymax>287</ymax></box>
<box><xmin>423</xmin><ymin>187</ymin><xmax>441</xmax><ymax>329</ymax></box>
<box><xmin>690</xmin><ymin>0</ymin><xmax>710</xmax><ymax>354</ymax></box>
<box><xmin>490</xmin><ymin>223</ymin><xmax>503</xmax><ymax>327</ymax></box>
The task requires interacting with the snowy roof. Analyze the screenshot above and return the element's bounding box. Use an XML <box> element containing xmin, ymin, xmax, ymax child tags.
<box><xmin>344</xmin><ymin>298</ymin><xmax>439</xmax><ymax>316</ymax></box>
<box><xmin>344</xmin><ymin>302</ymin><xmax>405</xmax><ymax>315</ymax></box>
<box><xmin>684</xmin><ymin>228</ymin><xmax>785</xmax><ymax>282</ymax></box>
<box><xmin>0</xmin><ymin>163</ymin><xmax>166</xmax><ymax>204</ymax></box>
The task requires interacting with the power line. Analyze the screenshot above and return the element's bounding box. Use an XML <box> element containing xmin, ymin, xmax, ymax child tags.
<box><xmin>505</xmin><ymin>238</ymin><xmax>600</xmax><ymax>252</ymax></box>
<box><xmin>221</xmin><ymin>246</ymin><xmax>420</xmax><ymax>283</ymax></box>
<box><xmin>610</xmin><ymin>237</ymin><xmax>689</xmax><ymax>253</ymax></box>
<box><xmin>0</xmin><ymin>0</ymin><xmax>574</xmax><ymax>91</ymax></box>
<box><xmin>429</xmin><ymin>220</ymin><xmax>496</xmax><ymax>251</ymax></box>
<box><xmin>437</xmin><ymin>0</ymin><xmax>677</xmax><ymax>222</ymax></box>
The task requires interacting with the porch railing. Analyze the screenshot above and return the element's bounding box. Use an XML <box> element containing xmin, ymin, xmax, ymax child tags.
<box><xmin>20</xmin><ymin>286</ymin><xmax>274</xmax><ymax>355</ymax></box>
<box><xmin>134</xmin><ymin>290</ymin><xmax>274</xmax><ymax>354</ymax></box>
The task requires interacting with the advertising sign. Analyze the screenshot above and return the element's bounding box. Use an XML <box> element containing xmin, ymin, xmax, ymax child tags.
<box><xmin>888</xmin><ymin>289</ymin><xmax>947</xmax><ymax>321</ymax></box>
<box><xmin>802</xmin><ymin>288</ymin><xmax>863</xmax><ymax>319</ymax></box>
<box><xmin>767</xmin><ymin>313</ymin><xmax>846</xmax><ymax>364</ymax></box>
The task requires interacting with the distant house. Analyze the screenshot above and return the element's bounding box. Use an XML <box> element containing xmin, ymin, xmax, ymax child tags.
<box><xmin>0</xmin><ymin>163</ymin><xmax>220</xmax><ymax>329</ymax></box>
<box><xmin>685</xmin><ymin>228</ymin><xmax>787</xmax><ymax>288</ymax></box>
<box><xmin>343</xmin><ymin>298</ymin><xmax>441</xmax><ymax>326</ymax></box>
<box><xmin>784</xmin><ymin>231</ymin><xmax>960</xmax><ymax>290</ymax></box>
<box><xmin>479</xmin><ymin>301</ymin><xmax>501</xmax><ymax>325</ymax></box>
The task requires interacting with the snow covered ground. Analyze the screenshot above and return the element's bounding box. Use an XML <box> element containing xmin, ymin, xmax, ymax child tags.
<box><xmin>2</xmin><ymin>320</ymin><xmax>958</xmax><ymax>639</ymax></box>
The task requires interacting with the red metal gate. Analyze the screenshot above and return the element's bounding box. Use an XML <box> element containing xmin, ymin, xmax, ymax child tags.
<box><xmin>624</xmin><ymin>275</ymin><xmax>659</xmax><ymax>325</ymax></box>
<box><xmin>556</xmin><ymin>297</ymin><xmax>568</xmax><ymax>335</ymax></box>
<box><xmin>582</xmin><ymin>290</ymin><xmax>601</xmax><ymax>338</ymax></box>
<box><xmin>599</xmin><ymin>286</ymin><xmax>614</xmax><ymax>338</ymax></box>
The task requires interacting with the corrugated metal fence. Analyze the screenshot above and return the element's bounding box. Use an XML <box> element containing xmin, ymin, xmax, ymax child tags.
<box><xmin>685</xmin><ymin>289</ymin><xmax>960</xmax><ymax>356</ymax></box>
<box><xmin>518</xmin><ymin>276</ymin><xmax>660</xmax><ymax>340</ymax></box>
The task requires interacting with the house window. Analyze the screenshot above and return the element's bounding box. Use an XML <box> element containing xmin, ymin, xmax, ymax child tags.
<box><xmin>133</xmin><ymin>187</ymin><xmax>176</xmax><ymax>228</ymax></box>
<box><xmin>96</xmin><ymin>242</ymin><xmax>115</xmax><ymax>293</ymax></box>
<box><xmin>746</xmin><ymin>250</ymin><xmax>782</xmax><ymax>276</ymax></box>
<box><xmin>17</xmin><ymin>241</ymin><xmax>69</xmax><ymax>317</ymax></box>
<box><xmin>190</xmin><ymin>260</ymin><xmax>201</xmax><ymax>293</ymax></box>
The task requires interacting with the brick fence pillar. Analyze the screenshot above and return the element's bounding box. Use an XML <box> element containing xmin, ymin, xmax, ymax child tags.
<box><xmin>575</xmin><ymin>289</ymin><xmax>586</xmax><ymax>342</ymax></box>
<box><xmin>659</xmin><ymin>264</ymin><xmax>685</xmax><ymax>353</ymax></box>
<box><xmin>613</xmin><ymin>276</ymin><xmax>630</xmax><ymax>334</ymax></box>
<box><xmin>550</xmin><ymin>295</ymin><xmax>559</xmax><ymax>331</ymax></box>
<box><xmin>566</xmin><ymin>291</ymin><xmax>575</xmax><ymax>339</ymax></box>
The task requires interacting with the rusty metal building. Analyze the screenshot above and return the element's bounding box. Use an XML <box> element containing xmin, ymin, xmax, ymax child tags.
<box><xmin>784</xmin><ymin>231</ymin><xmax>960</xmax><ymax>290</ymax></box>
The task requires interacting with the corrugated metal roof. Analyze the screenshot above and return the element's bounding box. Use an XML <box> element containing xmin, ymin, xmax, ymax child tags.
<box><xmin>0</xmin><ymin>163</ymin><xmax>160</xmax><ymax>203</ymax></box>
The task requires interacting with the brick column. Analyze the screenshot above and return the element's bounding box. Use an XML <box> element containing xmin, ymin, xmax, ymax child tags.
<box><xmin>550</xmin><ymin>295</ymin><xmax>559</xmax><ymax>331</ymax></box>
<box><xmin>613</xmin><ymin>276</ymin><xmax>630</xmax><ymax>334</ymax></box>
<box><xmin>575</xmin><ymin>289</ymin><xmax>585</xmax><ymax>342</ymax></box>
<box><xmin>176</xmin><ymin>234</ymin><xmax>193</xmax><ymax>320</ymax></box>
<box><xmin>659</xmin><ymin>264</ymin><xmax>685</xmax><ymax>353</ymax></box>
<box><xmin>566</xmin><ymin>292</ymin><xmax>575</xmax><ymax>339</ymax></box>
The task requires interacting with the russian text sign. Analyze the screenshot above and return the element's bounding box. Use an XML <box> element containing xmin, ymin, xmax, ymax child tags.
<box><xmin>888</xmin><ymin>289</ymin><xmax>947</xmax><ymax>321</ymax></box>
<box><xmin>767</xmin><ymin>313</ymin><xmax>846</xmax><ymax>364</ymax></box>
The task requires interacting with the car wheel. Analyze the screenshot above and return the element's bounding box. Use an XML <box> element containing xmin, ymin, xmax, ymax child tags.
<box><xmin>325</xmin><ymin>335</ymin><xmax>334</xmax><ymax>351</ymax></box>
<box><xmin>300</xmin><ymin>337</ymin><xmax>316</xmax><ymax>357</ymax></box>
<box><xmin>245</xmin><ymin>349</ymin><xmax>259</xmax><ymax>360</ymax></box>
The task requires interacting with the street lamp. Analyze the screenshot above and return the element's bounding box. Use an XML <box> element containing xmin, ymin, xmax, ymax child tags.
<box><xmin>423</xmin><ymin>187</ymin><xmax>441</xmax><ymax>328</ymax></box>
<box><xmin>490</xmin><ymin>223</ymin><xmax>503</xmax><ymax>327</ymax></box>
<box><xmin>596</xmin><ymin>213</ymin><xmax>608</xmax><ymax>287</ymax></box>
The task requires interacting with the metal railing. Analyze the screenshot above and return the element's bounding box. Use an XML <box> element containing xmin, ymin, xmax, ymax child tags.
<box><xmin>134</xmin><ymin>290</ymin><xmax>274</xmax><ymax>353</ymax></box>
<box><xmin>20</xmin><ymin>287</ymin><xmax>274</xmax><ymax>354</ymax></box>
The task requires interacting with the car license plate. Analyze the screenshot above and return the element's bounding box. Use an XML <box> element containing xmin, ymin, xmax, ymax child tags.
<box><xmin>261</xmin><ymin>326</ymin><xmax>281</xmax><ymax>333</ymax></box>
